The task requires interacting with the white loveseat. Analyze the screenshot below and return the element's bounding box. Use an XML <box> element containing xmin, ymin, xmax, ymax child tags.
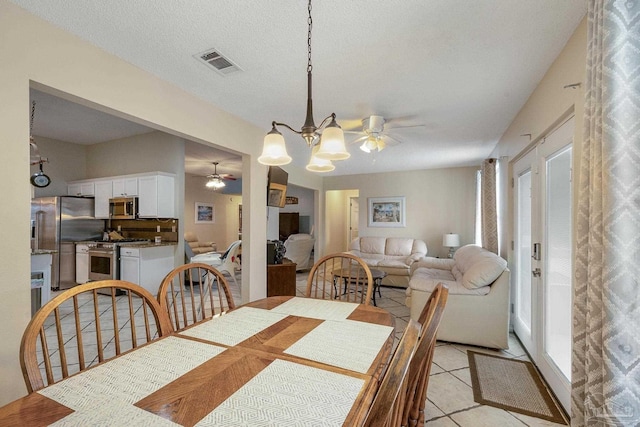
<box><xmin>405</xmin><ymin>244</ymin><xmax>510</xmax><ymax>349</ymax></box>
<box><xmin>348</xmin><ymin>237</ymin><xmax>428</xmax><ymax>288</ymax></box>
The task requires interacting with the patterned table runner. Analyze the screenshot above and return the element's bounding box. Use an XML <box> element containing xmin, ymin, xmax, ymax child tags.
<box><xmin>197</xmin><ymin>359</ymin><xmax>365</xmax><ymax>426</ymax></box>
<box><xmin>180</xmin><ymin>306</ymin><xmax>289</xmax><ymax>346</ymax></box>
<box><xmin>284</xmin><ymin>319</ymin><xmax>394</xmax><ymax>374</ymax></box>
<box><xmin>270</xmin><ymin>296</ymin><xmax>359</xmax><ymax>320</ymax></box>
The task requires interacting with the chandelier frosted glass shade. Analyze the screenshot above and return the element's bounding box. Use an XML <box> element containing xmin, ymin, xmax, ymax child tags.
<box><xmin>258</xmin><ymin>127</ymin><xmax>292</xmax><ymax>166</ymax></box>
<box><xmin>315</xmin><ymin>118</ymin><xmax>349</xmax><ymax>161</ymax></box>
<box><xmin>306</xmin><ymin>145</ymin><xmax>335</xmax><ymax>172</ymax></box>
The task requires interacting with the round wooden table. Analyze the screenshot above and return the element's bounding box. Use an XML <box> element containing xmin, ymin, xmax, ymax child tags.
<box><xmin>332</xmin><ymin>268</ymin><xmax>387</xmax><ymax>306</ymax></box>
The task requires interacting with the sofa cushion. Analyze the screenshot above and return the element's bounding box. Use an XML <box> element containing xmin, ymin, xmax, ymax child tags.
<box><xmin>360</xmin><ymin>257</ymin><xmax>382</xmax><ymax>267</ymax></box>
<box><xmin>378</xmin><ymin>258</ymin><xmax>410</xmax><ymax>269</ymax></box>
<box><xmin>409</xmin><ymin>268</ymin><xmax>490</xmax><ymax>296</ymax></box>
<box><xmin>452</xmin><ymin>244</ymin><xmax>485</xmax><ymax>274</ymax></box>
<box><xmin>384</xmin><ymin>238</ymin><xmax>414</xmax><ymax>256</ymax></box>
<box><xmin>462</xmin><ymin>252</ymin><xmax>507</xmax><ymax>289</ymax></box>
<box><xmin>359</xmin><ymin>237</ymin><xmax>387</xmax><ymax>255</ymax></box>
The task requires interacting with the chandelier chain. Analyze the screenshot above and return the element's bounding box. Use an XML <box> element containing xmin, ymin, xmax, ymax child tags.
<box><xmin>307</xmin><ymin>0</ymin><xmax>312</xmax><ymax>73</ymax></box>
<box><xmin>30</xmin><ymin>101</ymin><xmax>36</xmax><ymax>135</ymax></box>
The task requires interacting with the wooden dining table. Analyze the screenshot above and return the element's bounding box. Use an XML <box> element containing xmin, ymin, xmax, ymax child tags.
<box><xmin>0</xmin><ymin>296</ymin><xmax>395</xmax><ymax>426</ymax></box>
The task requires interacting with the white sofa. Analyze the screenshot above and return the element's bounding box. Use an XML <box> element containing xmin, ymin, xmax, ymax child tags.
<box><xmin>348</xmin><ymin>237</ymin><xmax>428</xmax><ymax>288</ymax></box>
<box><xmin>405</xmin><ymin>244</ymin><xmax>510</xmax><ymax>349</ymax></box>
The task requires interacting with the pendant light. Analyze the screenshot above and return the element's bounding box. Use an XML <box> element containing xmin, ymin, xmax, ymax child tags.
<box><xmin>258</xmin><ymin>0</ymin><xmax>349</xmax><ymax>170</ymax></box>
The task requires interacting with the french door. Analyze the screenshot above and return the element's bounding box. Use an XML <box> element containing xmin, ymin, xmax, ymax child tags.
<box><xmin>513</xmin><ymin>116</ymin><xmax>573</xmax><ymax>412</ymax></box>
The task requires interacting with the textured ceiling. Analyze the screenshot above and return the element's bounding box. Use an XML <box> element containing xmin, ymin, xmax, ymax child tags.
<box><xmin>17</xmin><ymin>0</ymin><xmax>587</xmax><ymax>177</ymax></box>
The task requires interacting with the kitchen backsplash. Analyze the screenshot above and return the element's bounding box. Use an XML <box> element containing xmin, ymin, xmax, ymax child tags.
<box><xmin>109</xmin><ymin>218</ymin><xmax>179</xmax><ymax>242</ymax></box>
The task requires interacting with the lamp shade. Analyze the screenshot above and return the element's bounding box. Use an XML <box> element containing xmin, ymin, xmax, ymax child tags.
<box><xmin>443</xmin><ymin>233</ymin><xmax>460</xmax><ymax>248</ymax></box>
<box><xmin>315</xmin><ymin>119</ymin><xmax>350</xmax><ymax>161</ymax></box>
<box><xmin>258</xmin><ymin>129</ymin><xmax>292</xmax><ymax>166</ymax></box>
<box><xmin>306</xmin><ymin>145</ymin><xmax>335</xmax><ymax>172</ymax></box>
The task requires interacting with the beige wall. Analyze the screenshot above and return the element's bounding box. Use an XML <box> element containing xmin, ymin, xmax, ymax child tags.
<box><xmin>325</xmin><ymin>189</ymin><xmax>359</xmax><ymax>254</ymax></box>
<box><xmin>324</xmin><ymin>167</ymin><xmax>479</xmax><ymax>258</ymax></box>
<box><xmin>85</xmin><ymin>132</ymin><xmax>184</xmax><ymax>179</ymax></box>
<box><xmin>185</xmin><ymin>175</ymin><xmax>242</xmax><ymax>250</ymax></box>
<box><xmin>490</xmin><ymin>18</ymin><xmax>586</xmax><ymax>264</ymax></box>
<box><xmin>0</xmin><ymin>1</ymin><xmax>268</xmax><ymax>405</ymax></box>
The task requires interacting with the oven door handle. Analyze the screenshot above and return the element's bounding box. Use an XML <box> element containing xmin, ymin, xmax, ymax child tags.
<box><xmin>88</xmin><ymin>249</ymin><xmax>114</xmax><ymax>254</ymax></box>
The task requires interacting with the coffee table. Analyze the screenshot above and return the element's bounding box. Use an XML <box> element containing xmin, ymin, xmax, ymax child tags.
<box><xmin>332</xmin><ymin>268</ymin><xmax>387</xmax><ymax>306</ymax></box>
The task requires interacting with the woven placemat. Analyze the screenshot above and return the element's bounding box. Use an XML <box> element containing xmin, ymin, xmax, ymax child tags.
<box><xmin>467</xmin><ymin>351</ymin><xmax>567</xmax><ymax>424</ymax></box>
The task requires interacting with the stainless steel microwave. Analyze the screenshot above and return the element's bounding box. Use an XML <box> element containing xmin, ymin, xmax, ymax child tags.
<box><xmin>109</xmin><ymin>197</ymin><xmax>138</xmax><ymax>219</ymax></box>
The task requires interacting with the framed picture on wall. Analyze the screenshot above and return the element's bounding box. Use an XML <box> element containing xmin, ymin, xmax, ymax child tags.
<box><xmin>368</xmin><ymin>196</ymin><xmax>406</xmax><ymax>227</ymax></box>
<box><xmin>195</xmin><ymin>201</ymin><xmax>214</xmax><ymax>224</ymax></box>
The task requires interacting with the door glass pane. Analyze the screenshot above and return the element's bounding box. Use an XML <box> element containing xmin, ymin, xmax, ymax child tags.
<box><xmin>545</xmin><ymin>146</ymin><xmax>572</xmax><ymax>380</ymax></box>
<box><xmin>517</xmin><ymin>170</ymin><xmax>532</xmax><ymax>330</ymax></box>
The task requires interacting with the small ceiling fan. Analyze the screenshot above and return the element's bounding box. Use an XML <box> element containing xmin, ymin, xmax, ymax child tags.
<box><xmin>205</xmin><ymin>162</ymin><xmax>236</xmax><ymax>189</ymax></box>
<box><xmin>344</xmin><ymin>115</ymin><xmax>424</xmax><ymax>153</ymax></box>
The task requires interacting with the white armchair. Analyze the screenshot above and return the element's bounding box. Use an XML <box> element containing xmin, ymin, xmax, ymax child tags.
<box><xmin>283</xmin><ymin>234</ymin><xmax>315</xmax><ymax>271</ymax></box>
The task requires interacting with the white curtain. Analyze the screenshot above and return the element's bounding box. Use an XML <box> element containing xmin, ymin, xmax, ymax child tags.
<box><xmin>572</xmin><ymin>1</ymin><xmax>640</xmax><ymax>425</ymax></box>
<box><xmin>481</xmin><ymin>158</ymin><xmax>498</xmax><ymax>254</ymax></box>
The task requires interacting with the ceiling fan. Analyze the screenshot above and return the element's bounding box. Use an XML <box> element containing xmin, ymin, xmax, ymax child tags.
<box><xmin>205</xmin><ymin>162</ymin><xmax>236</xmax><ymax>189</ymax></box>
<box><xmin>344</xmin><ymin>115</ymin><xmax>424</xmax><ymax>153</ymax></box>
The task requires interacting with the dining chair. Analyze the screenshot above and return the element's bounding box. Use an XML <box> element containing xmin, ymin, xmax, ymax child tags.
<box><xmin>20</xmin><ymin>280</ymin><xmax>172</xmax><ymax>393</ymax></box>
<box><xmin>362</xmin><ymin>319</ymin><xmax>420</xmax><ymax>427</ymax></box>
<box><xmin>402</xmin><ymin>283</ymin><xmax>449</xmax><ymax>427</ymax></box>
<box><xmin>306</xmin><ymin>253</ymin><xmax>374</xmax><ymax>304</ymax></box>
<box><xmin>157</xmin><ymin>263</ymin><xmax>236</xmax><ymax>332</ymax></box>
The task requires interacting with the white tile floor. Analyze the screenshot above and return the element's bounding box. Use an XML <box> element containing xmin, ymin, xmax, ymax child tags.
<box><xmin>45</xmin><ymin>272</ymin><xmax>568</xmax><ymax>426</ymax></box>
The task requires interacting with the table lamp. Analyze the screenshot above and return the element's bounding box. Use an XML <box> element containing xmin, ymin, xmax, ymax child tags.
<box><xmin>443</xmin><ymin>233</ymin><xmax>460</xmax><ymax>258</ymax></box>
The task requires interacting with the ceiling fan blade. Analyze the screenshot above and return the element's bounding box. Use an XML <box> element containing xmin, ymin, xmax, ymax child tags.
<box><xmin>383</xmin><ymin>134</ymin><xmax>403</xmax><ymax>146</ymax></box>
<box><xmin>343</xmin><ymin>130</ymin><xmax>364</xmax><ymax>135</ymax></box>
<box><xmin>349</xmin><ymin>135</ymin><xmax>368</xmax><ymax>145</ymax></box>
<box><xmin>338</xmin><ymin>118</ymin><xmax>365</xmax><ymax>131</ymax></box>
<box><xmin>385</xmin><ymin>124</ymin><xmax>426</xmax><ymax>131</ymax></box>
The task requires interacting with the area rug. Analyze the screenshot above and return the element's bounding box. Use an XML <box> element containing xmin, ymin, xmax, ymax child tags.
<box><xmin>467</xmin><ymin>351</ymin><xmax>567</xmax><ymax>424</ymax></box>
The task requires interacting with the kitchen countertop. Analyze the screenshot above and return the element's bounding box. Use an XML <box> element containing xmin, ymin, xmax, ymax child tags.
<box><xmin>31</xmin><ymin>250</ymin><xmax>57</xmax><ymax>255</ymax></box>
<box><xmin>119</xmin><ymin>242</ymin><xmax>177</xmax><ymax>248</ymax></box>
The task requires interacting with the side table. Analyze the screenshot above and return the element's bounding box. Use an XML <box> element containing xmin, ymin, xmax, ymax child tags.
<box><xmin>332</xmin><ymin>268</ymin><xmax>387</xmax><ymax>306</ymax></box>
<box><xmin>267</xmin><ymin>260</ymin><xmax>297</xmax><ymax>296</ymax></box>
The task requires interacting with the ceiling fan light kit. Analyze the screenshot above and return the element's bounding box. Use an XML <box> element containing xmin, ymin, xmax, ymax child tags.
<box><xmin>258</xmin><ymin>0</ymin><xmax>349</xmax><ymax>172</ymax></box>
<box><xmin>205</xmin><ymin>162</ymin><xmax>226</xmax><ymax>189</ymax></box>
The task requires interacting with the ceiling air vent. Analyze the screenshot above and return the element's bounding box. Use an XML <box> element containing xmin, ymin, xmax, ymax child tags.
<box><xmin>195</xmin><ymin>48</ymin><xmax>241</xmax><ymax>76</ymax></box>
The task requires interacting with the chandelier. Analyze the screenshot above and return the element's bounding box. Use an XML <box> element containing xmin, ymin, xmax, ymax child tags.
<box><xmin>257</xmin><ymin>0</ymin><xmax>349</xmax><ymax>173</ymax></box>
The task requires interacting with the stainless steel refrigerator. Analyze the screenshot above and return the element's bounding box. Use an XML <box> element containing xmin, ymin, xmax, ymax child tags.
<box><xmin>31</xmin><ymin>196</ymin><xmax>105</xmax><ymax>290</ymax></box>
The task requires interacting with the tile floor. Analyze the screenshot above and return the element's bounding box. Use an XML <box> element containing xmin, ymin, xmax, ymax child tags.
<box><xmin>43</xmin><ymin>272</ymin><xmax>568</xmax><ymax>426</ymax></box>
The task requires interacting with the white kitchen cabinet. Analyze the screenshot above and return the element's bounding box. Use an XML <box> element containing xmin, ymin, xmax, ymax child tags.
<box><xmin>67</xmin><ymin>182</ymin><xmax>95</xmax><ymax>196</ymax></box>
<box><xmin>120</xmin><ymin>245</ymin><xmax>174</xmax><ymax>295</ymax></box>
<box><xmin>68</xmin><ymin>172</ymin><xmax>175</xmax><ymax>219</ymax></box>
<box><xmin>120</xmin><ymin>248</ymin><xmax>140</xmax><ymax>284</ymax></box>
<box><xmin>138</xmin><ymin>175</ymin><xmax>175</xmax><ymax>218</ymax></box>
<box><xmin>93</xmin><ymin>180</ymin><xmax>113</xmax><ymax>219</ymax></box>
<box><xmin>75</xmin><ymin>244</ymin><xmax>90</xmax><ymax>284</ymax></box>
<box><xmin>112</xmin><ymin>177</ymin><xmax>138</xmax><ymax>197</ymax></box>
